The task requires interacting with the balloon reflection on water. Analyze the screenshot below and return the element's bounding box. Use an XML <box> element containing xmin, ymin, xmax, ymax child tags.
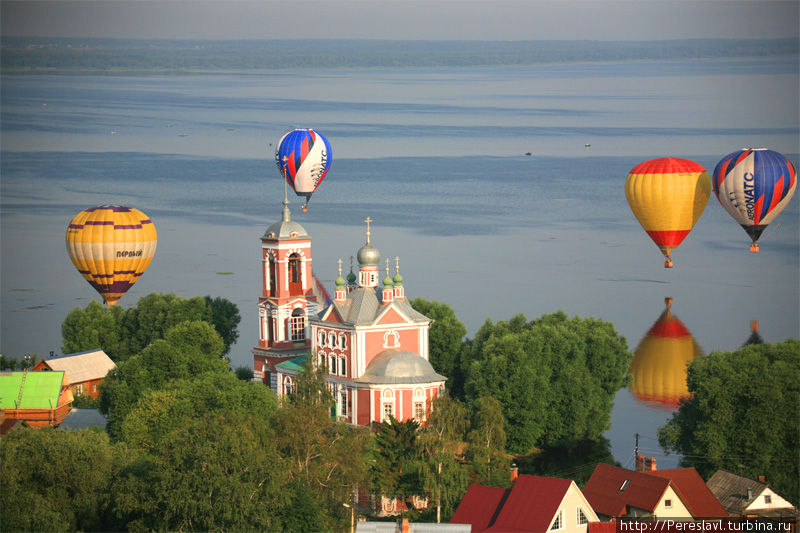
<box><xmin>628</xmin><ymin>297</ymin><xmax>704</xmax><ymax>410</ymax></box>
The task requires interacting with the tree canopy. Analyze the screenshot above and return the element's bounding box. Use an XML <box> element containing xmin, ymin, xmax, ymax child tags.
<box><xmin>61</xmin><ymin>292</ymin><xmax>241</xmax><ymax>361</ymax></box>
<box><xmin>658</xmin><ymin>339</ymin><xmax>799</xmax><ymax>506</ymax></box>
<box><xmin>463</xmin><ymin>312</ymin><xmax>631</xmax><ymax>454</ymax></box>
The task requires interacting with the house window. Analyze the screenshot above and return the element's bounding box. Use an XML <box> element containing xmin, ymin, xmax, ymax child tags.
<box><xmin>329</xmin><ymin>355</ymin><xmax>336</xmax><ymax>374</ymax></box>
<box><xmin>339</xmin><ymin>357</ymin><xmax>346</xmax><ymax>376</ymax></box>
<box><xmin>92</xmin><ymin>384</ymin><xmax>97</xmax><ymax>393</ymax></box>
<box><xmin>76</xmin><ymin>384</ymin><xmax>84</xmax><ymax>395</ymax></box>
<box><xmin>414</xmin><ymin>402</ymin><xmax>425</xmax><ymax>420</ymax></box>
<box><xmin>383</xmin><ymin>403</ymin><xmax>394</xmax><ymax>421</ymax></box>
<box><xmin>577</xmin><ymin>508</ymin><xmax>588</xmax><ymax>525</ymax></box>
<box><xmin>290</xmin><ymin>309</ymin><xmax>305</xmax><ymax>341</ymax></box>
<box><xmin>664</xmin><ymin>499</ymin><xmax>672</xmax><ymax>509</ymax></box>
<box><xmin>339</xmin><ymin>333</ymin><xmax>347</xmax><ymax>349</ymax></box>
<box><xmin>340</xmin><ymin>391</ymin><xmax>348</xmax><ymax>416</ymax></box>
<box><xmin>318</xmin><ymin>330</ymin><xmax>326</xmax><ymax>347</ymax></box>
<box><xmin>764</xmin><ymin>495</ymin><xmax>772</xmax><ymax>504</ymax></box>
<box><xmin>551</xmin><ymin>510</ymin><xmax>563</xmax><ymax>531</ymax></box>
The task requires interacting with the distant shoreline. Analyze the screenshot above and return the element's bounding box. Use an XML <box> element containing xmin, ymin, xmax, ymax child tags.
<box><xmin>2</xmin><ymin>37</ymin><xmax>796</xmax><ymax>74</ymax></box>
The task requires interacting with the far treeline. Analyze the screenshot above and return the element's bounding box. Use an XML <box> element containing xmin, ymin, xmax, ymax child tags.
<box><xmin>1</xmin><ymin>37</ymin><xmax>797</xmax><ymax>72</ymax></box>
<box><xmin>1</xmin><ymin>293</ymin><xmax>797</xmax><ymax>531</ymax></box>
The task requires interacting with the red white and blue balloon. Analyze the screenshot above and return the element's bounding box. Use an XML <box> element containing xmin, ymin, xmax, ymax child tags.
<box><xmin>275</xmin><ymin>128</ymin><xmax>332</xmax><ymax>211</ymax></box>
<box><xmin>712</xmin><ymin>148</ymin><xmax>796</xmax><ymax>252</ymax></box>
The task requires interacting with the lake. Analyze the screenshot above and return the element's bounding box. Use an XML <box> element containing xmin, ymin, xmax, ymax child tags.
<box><xmin>2</xmin><ymin>57</ymin><xmax>798</xmax><ymax>468</ymax></box>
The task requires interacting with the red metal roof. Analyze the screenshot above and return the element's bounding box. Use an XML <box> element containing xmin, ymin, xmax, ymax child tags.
<box><xmin>583</xmin><ymin>463</ymin><xmax>670</xmax><ymax>518</ymax></box>
<box><xmin>645</xmin><ymin>468</ymin><xmax>728</xmax><ymax>518</ymax></box>
<box><xmin>486</xmin><ymin>475</ymin><xmax>573</xmax><ymax>532</ymax></box>
<box><xmin>451</xmin><ymin>484</ymin><xmax>509</xmax><ymax>532</ymax></box>
<box><xmin>451</xmin><ymin>475</ymin><xmax>574</xmax><ymax>533</ymax></box>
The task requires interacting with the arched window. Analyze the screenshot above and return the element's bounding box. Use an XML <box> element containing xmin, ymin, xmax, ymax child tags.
<box><xmin>283</xmin><ymin>375</ymin><xmax>294</xmax><ymax>396</ymax></box>
<box><xmin>329</xmin><ymin>355</ymin><xmax>336</xmax><ymax>374</ymax></box>
<box><xmin>339</xmin><ymin>356</ymin><xmax>346</xmax><ymax>376</ymax></box>
<box><xmin>290</xmin><ymin>308</ymin><xmax>305</xmax><ymax>341</ymax></box>
<box><xmin>288</xmin><ymin>252</ymin><xmax>302</xmax><ymax>294</ymax></box>
<box><xmin>318</xmin><ymin>330</ymin><xmax>326</xmax><ymax>347</ymax></box>
<box><xmin>339</xmin><ymin>333</ymin><xmax>347</xmax><ymax>350</ymax></box>
<box><xmin>330</xmin><ymin>333</ymin><xmax>337</xmax><ymax>349</ymax></box>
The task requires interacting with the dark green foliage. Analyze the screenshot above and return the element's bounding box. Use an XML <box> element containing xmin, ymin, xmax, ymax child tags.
<box><xmin>373</xmin><ymin>417</ymin><xmax>423</xmax><ymax>509</ymax></box>
<box><xmin>71</xmin><ymin>392</ymin><xmax>100</xmax><ymax>408</ymax></box>
<box><xmin>275</xmin><ymin>361</ymin><xmax>371</xmax><ymax>531</ymax></box>
<box><xmin>62</xmin><ymin>300</ymin><xmax>128</xmax><ymax>359</ymax></box>
<box><xmin>0</xmin><ymin>353</ymin><xmax>37</xmax><ymax>370</ymax></box>
<box><xmin>410</xmin><ymin>298</ymin><xmax>468</xmax><ymax>394</ymax></box>
<box><xmin>204</xmin><ymin>295</ymin><xmax>241</xmax><ymax>356</ymax></box>
<box><xmin>658</xmin><ymin>340</ymin><xmax>799</xmax><ymax>506</ymax></box>
<box><xmin>463</xmin><ymin>312</ymin><xmax>631</xmax><ymax>455</ymax></box>
<box><xmin>517</xmin><ymin>437</ymin><xmax>617</xmax><ymax>487</ymax></box>
<box><xmin>418</xmin><ymin>394</ymin><xmax>472</xmax><ymax>522</ymax></box>
<box><xmin>61</xmin><ymin>292</ymin><xmax>240</xmax><ymax>362</ymax></box>
<box><xmin>99</xmin><ymin>320</ymin><xmax>229</xmax><ymax>439</ymax></box>
<box><xmin>234</xmin><ymin>365</ymin><xmax>255</xmax><ymax>381</ymax></box>
<box><xmin>466</xmin><ymin>395</ymin><xmax>510</xmax><ymax>487</ymax></box>
<box><xmin>0</xmin><ymin>427</ymin><xmax>127</xmax><ymax>532</ymax></box>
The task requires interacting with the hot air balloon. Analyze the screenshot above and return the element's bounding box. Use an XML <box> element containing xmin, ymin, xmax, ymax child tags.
<box><xmin>629</xmin><ymin>297</ymin><xmax>704</xmax><ymax>410</ymax></box>
<box><xmin>625</xmin><ymin>157</ymin><xmax>711</xmax><ymax>268</ymax></box>
<box><xmin>275</xmin><ymin>128</ymin><xmax>332</xmax><ymax>213</ymax></box>
<box><xmin>66</xmin><ymin>205</ymin><xmax>157</xmax><ymax>306</ymax></box>
<box><xmin>712</xmin><ymin>148</ymin><xmax>796</xmax><ymax>252</ymax></box>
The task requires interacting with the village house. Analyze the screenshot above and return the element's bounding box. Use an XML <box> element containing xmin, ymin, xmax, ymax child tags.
<box><xmin>451</xmin><ymin>472</ymin><xmax>599</xmax><ymax>533</ymax></box>
<box><xmin>253</xmin><ymin>201</ymin><xmax>446</xmax><ymax>428</ymax></box>
<box><xmin>583</xmin><ymin>463</ymin><xmax>726</xmax><ymax>520</ymax></box>
<box><xmin>706</xmin><ymin>470</ymin><xmax>797</xmax><ymax>519</ymax></box>
<box><xmin>32</xmin><ymin>348</ymin><xmax>115</xmax><ymax>399</ymax></box>
<box><xmin>0</xmin><ymin>370</ymin><xmax>74</xmax><ymax>434</ymax></box>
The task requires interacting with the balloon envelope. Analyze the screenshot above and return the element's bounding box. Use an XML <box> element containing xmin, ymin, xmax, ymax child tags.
<box><xmin>66</xmin><ymin>205</ymin><xmax>157</xmax><ymax>305</ymax></box>
<box><xmin>275</xmin><ymin>128</ymin><xmax>332</xmax><ymax>202</ymax></box>
<box><xmin>712</xmin><ymin>148</ymin><xmax>796</xmax><ymax>251</ymax></box>
<box><xmin>625</xmin><ymin>157</ymin><xmax>710</xmax><ymax>267</ymax></box>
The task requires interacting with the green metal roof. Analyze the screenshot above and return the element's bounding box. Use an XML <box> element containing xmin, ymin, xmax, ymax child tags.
<box><xmin>0</xmin><ymin>371</ymin><xmax>65</xmax><ymax>409</ymax></box>
<box><xmin>275</xmin><ymin>354</ymin><xmax>308</xmax><ymax>372</ymax></box>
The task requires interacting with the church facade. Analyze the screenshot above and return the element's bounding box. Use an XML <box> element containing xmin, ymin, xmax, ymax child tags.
<box><xmin>253</xmin><ymin>205</ymin><xmax>446</xmax><ymax>427</ymax></box>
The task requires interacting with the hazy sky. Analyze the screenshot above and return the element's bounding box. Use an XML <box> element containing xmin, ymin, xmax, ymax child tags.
<box><xmin>2</xmin><ymin>0</ymin><xmax>798</xmax><ymax>41</ymax></box>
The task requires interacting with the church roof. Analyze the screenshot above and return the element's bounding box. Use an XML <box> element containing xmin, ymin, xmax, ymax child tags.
<box><xmin>262</xmin><ymin>219</ymin><xmax>309</xmax><ymax>240</ymax></box>
<box><xmin>353</xmin><ymin>349</ymin><xmax>446</xmax><ymax>385</ymax></box>
<box><xmin>327</xmin><ymin>288</ymin><xmax>429</xmax><ymax>326</ymax></box>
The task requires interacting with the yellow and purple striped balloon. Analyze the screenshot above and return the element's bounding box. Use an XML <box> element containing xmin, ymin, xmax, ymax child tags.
<box><xmin>65</xmin><ymin>205</ymin><xmax>157</xmax><ymax>305</ymax></box>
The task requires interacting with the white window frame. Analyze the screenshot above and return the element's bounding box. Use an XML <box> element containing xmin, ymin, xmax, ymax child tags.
<box><xmin>290</xmin><ymin>310</ymin><xmax>306</xmax><ymax>341</ymax></box>
<box><xmin>577</xmin><ymin>507</ymin><xmax>588</xmax><ymax>526</ymax></box>
<box><xmin>664</xmin><ymin>499</ymin><xmax>673</xmax><ymax>509</ymax></box>
<box><xmin>550</xmin><ymin>510</ymin><xmax>563</xmax><ymax>531</ymax></box>
<box><xmin>383</xmin><ymin>402</ymin><xmax>394</xmax><ymax>421</ymax></box>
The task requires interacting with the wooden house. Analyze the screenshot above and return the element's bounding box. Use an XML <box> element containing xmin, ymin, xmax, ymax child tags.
<box><xmin>33</xmin><ymin>348</ymin><xmax>115</xmax><ymax>399</ymax></box>
<box><xmin>0</xmin><ymin>370</ymin><xmax>73</xmax><ymax>433</ymax></box>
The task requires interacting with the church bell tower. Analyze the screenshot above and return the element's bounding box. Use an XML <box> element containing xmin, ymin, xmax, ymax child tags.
<box><xmin>253</xmin><ymin>195</ymin><xmax>317</xmax><ymax>389</ymax></box>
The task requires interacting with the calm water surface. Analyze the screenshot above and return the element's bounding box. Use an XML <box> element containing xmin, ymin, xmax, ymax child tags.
<box><xmin>2</xmin><ymin>58</ymin><xmax>798</xmax><ymax>468</ymax></box>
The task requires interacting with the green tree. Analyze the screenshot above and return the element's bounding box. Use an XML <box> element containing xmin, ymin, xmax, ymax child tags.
<box><xmin>410</xmin><ymin>298</ymin><xmax>467</xmax><ymax>394</ymax></box>
<box><xmin>418</xmin><ymin>394</ymin><xmax>471</xmax><ymax>523</ymax></box>
<box><xmin>235</xmin><ymin>365</ymin><xmax>255</xmax><ymax>381</ymax></box>
<box><xmin>276</xmin><ymin>360</ymin><xmax>371</xmax><ymax>531</ymax></box>
<box><xmin>0</xmin><ymin>427</ymin><xmax>129</xmax><ymax>532</ymax></box>
<box><xmin>121</xmin><ymin>293</ymin><xmax>211</xmax><ymax>355</ymax></box>
<box><xmin>373</xmin><ymin>416</ymin><xmax>423</xmax><ymax>513</ymax></box>
<box><xmin>658</xmin><ymin>340</ymin><xmax>799</xmax><ymax>505</ymax></box>
<box><xmin>466</xmin><ymin>395</ymin><xmax>509</xmax><ymax>487</ymax></box>
<box><xmin>99</xmin><ymin>320</ymin><xmax>229</xmax><ymax>438</ymax></box>
<box><xmin>204</xmin><ymin>295</ymin><xmax>241</xmax><ymax>356</ymax></box>
<box><xmin>463</xmin><ymin>312</ymin><xmax>630</xmax><ymax>454</ymax></box>
<box><xmin>61</xmin><ymin>300</ymin><xmax>127</xmax><ymax>359</ymax></box>
<box><xmin>109</xmin><ymin>372</ymin><xmax>288</xmax><ymax>531</ymax></box>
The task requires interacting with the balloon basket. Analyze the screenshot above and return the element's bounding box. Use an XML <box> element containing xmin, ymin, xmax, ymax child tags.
<box><xmin>664</xmin><ymin>258</ymin><xmax>674</xmax><ymax>268</ymax></box>
<box><xmin>302</xmin><ymin>205</ymin><xmax>308</xmax><ymax>213</ymax></box>
<box><xmin>749</xmin><ymin>242</ymin><xmax>759</xmax><ymax>253</ymax></box>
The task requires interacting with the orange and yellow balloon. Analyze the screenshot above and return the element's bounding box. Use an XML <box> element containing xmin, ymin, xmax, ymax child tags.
<box><xmin>625</xmin><ymin>157</ymin><xmax>710</xmax><ymax>268</ymax></box>
<box><xmin>66</xmin><ymin>205</ymin><xmax>157</xmax><ymax>305</ymax></box>
<box><xmin>629</xmin><ymin>298</ymin><xmax>704</xmax><ymax>410</ymax></box>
